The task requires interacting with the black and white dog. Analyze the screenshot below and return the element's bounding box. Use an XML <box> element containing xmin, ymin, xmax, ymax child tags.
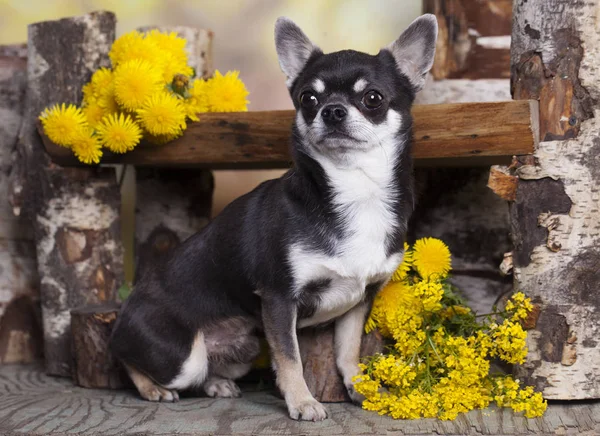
<box><xmin>110</xmin><ymin>15</ymin><xmax>437</xmax><ymax>421</ymax></box>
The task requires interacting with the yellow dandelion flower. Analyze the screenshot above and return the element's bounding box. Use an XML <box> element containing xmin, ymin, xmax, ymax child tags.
<box><xmin>144</xmin><ymin>29</ymin><xmax>187</xmax><ymax>56</ymax></box>
<box><xmin>82</xmin><ymin>83</ymin><xmax>96</xmax><ymax>105</ymax></box>
<box><xmin>366</xmin><ymin>281</ymin><xmax>416</xmax><ymax>335</ymax></box>
<box><xmin>109</xmin><ymin>31</ymin><xmax>163</xmax><ymax>66</ymax></box>
<box><xmin>96</xmin><ymin>113</ymin><xmax>142</xmax><ymax>154</ymax></box>
<box><xmin>39</xmin><ymin>103</ymin><xmax>88</xmax><ymax>147</ymax></box>
<box><xmin>71</xmin><ymin>129</ymin><xmax>103</xmax><ymax>165</ymax></box>
<box><xmin>97</xmin><ymin>87</ymin><xmax>120</xmax><ymax>115</ymax></box>
<box><xmin>137</xmin><ymin>91</ymin><xmax>187</xmax><ymax>136</ymax></box>
<box><xmin>183</xmin><ymin>78</ymin><xmax>209</xmax><ymax>121</ymax></box>
<box><xmin>90</xmin><ymin>68</ymin><xmax>113</xmax><ymax>97</ymax></box>
<box><xmin>412</xmin><ymin>237</ymin><xmax>451</xmax><ymax>279</ymax></box>
<box><xmin>82</xmin><ymin>101</ymin><xmax>106</xmax><ymax>128</ymax></box>
<box><xmin>204</xmin><ymin>70</ymin><xmax>249</xmax><ymax>112</ymax></box>
<box><xmin>113</xmin><ymin>59</ymin><xmax>164</xmax><ymax>111</ymax></box>
<box><xmin>160</xmin><ymin>51</ymin><xmax>194</xmax><ymax>83</ymax></box>
<box><xmin>391</xmin><ymin>242</ymin><xmax>413</xmax><ymax>282</ymax></box>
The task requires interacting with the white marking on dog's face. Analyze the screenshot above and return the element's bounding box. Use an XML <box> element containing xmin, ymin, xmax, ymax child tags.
<box><xmin>312</xmin><ymin>78</ymin><xmax>325</xmax><ymax>93</ymax></box>
<box><xmin>307</xmin><ymin>107</ymin><xmax>404</xmax><ymax>166</ymax></box>
<box><xmin>166</xmin><ymin>332</ymin><xmax>208</xmax><ymax>390</ymax></box>
<box><xmin>352</xmin><ymin>78</ymin><xmax>368</xmax><ymax>93</ymax></box>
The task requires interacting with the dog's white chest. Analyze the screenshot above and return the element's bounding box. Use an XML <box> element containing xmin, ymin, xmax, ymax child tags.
<box><xmin>290</xmin><ymin>151</ymin><xmax>403</xmax><ymax>327</ymax></box>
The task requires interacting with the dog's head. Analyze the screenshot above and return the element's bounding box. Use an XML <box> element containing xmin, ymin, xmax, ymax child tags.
<box><xmin>275</xmin><ymin>15</ymin><xmax>437</xmax><ymax>162</ymax></box>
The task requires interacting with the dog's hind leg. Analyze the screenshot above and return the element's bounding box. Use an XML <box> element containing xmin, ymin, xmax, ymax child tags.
<box><xmin>202</xmin><ymin>362</ymin><xmax>252</xmax><ymax>398</ymax></box>
<box><xmin>202</xmin><ymin>317</ymin><xmax>260</xmax><ymax>398</ymax></box>
<box><xmin>124</xmin><ymin>363</ymin><xmax>180</xmax><ymax>402</ymax></box>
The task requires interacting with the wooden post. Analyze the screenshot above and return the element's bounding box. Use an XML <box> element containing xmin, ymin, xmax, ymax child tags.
<box><xmin>11</xmin><ymin>12</ymin><xmax>124</xmax><ymax>376</ymax></box>
<box><xmin>0</xmin><ymin>44</ymin><xmax>43</xmax><ymax>364</ymax></box>
<box><xmin>71</xmin><ymin>303</ymin><xmax>127</xmax><ymax>389</ymax></box>
<box><xmin>134</xmin><ymin>26</ymin><xmax>214</xmax><ymax>280</ymax></box>
<box><xmin>509</xmin><ymin>0</ymin><xmax>599</xmax><ymax>399</ymax></box>
<box><xmin>299</xmin><ymin>329</ymin><xmax>384</xmax><ymax>403</ymax></box>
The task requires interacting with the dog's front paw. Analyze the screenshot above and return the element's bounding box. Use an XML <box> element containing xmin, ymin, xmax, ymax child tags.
<box><xmin>140</xmin><ymin>386</ymin><xmax>179</xmax><ymax>402</ymax></box>
<box><xmin>288</xmin><ymin>398</ymin><xmax>328</xmax><ymax>421</ymax></box>
<box><xmin>345</xmin><ymin>383</ymin><xmax>365</xmax><ymax>405</ymax></box>
<box><xmin>203</xmin><ymin>378</ymin><xmax>242</xmax><ymax>398</ymax></box>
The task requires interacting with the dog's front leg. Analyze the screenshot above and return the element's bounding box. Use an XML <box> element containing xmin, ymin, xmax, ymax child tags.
<box><xmin>261</xmin><ymin>294</ymin><xmax>328</xmax><ymax>421</ymax></box>
<box><xmin>334</xmin><ymin>301</ymin><xmax>370</xmax><ymax>404</ymax></box>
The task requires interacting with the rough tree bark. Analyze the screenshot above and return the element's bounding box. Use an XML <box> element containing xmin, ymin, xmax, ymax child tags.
<box><xmin>134</xmin><ymin>27</ymin><xmax>214</xmax><ymax>280</ymax></box>
<box><xmin>71</xmin><ymin>303</ymin><xmax>127</xmax><ymax>389</ymax></box>
<box><xmin>0</xmin><ymin>45</ymin><xmax>43</xmax><ymax>364</ymax></box>
<box><xmin>508</xmin><ymin>0</ymin><xmax>599</xmax><ymax>399</ymax></box>
<box><xmin>12</xmin><ymin>12</ymin><xmax>124</xmax><ymax>376</ymax></box>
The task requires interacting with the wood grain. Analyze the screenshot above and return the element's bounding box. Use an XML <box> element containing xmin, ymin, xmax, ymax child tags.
<box><xmin>39</xmin><ymin>100</ymin><xmax>537</xmax><ymax>169</ymax></box>
<box><xmin>0</xmin><ymin>364</ymin><xmax>598</xmax><ymax>435</ymax></box>
<box><xmin>71</xmin><ymin>304</ymin><xmax>128</xmax><ymax>390</ymax></box>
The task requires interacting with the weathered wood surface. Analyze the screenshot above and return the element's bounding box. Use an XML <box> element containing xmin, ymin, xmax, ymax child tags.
<box><xmin>134</xmin><ymin>26</ymin><xmax>214</xmax><ymax>281</ymax></box>
<box><xmin>12</xmin><ymin>12</ymin><xmax>124</xmax><ymax>376</ymax></box>
<box><xmin>298</xmin><ymin>328</ymin><xmax>384</xmax><ymax>403</ymax></box>
<box><xmin>0</xmin><ymin>364</ymin><xmax>598</xmax><ymax>435</ymax></box>
<box><xmin>70</xmin><ymin>303</ymin><xmax>127</xmax><ymax>389</ymax></box>
<box><xmin>508</xmin><ymin>0</ymin><xmax>600</xmax><ymax>399</ymax></box>
<box><xmin>424</xmin><ymin>0</ymin><xmax>512</xmax><ymax>80</ymax></box>
<box><xmin>39</xmin><ymin>100</ymin><xmax>538</xmax><ymax>169</ymax></box>
<box><xmin>0</xmin><ymin>45</ymin><xmax>43</xmax><ymax>364</ymax></box>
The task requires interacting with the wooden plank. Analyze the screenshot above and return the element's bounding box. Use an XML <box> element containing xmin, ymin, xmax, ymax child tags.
<box><xmin>0</xmin><ymin>364</ymin><xmax>599</xmax><ymax>435</ymax></box>
<box><xmin>39</xmin><ymin>100</ymin><xmax>538</xmax><ymax>169</ymax></box>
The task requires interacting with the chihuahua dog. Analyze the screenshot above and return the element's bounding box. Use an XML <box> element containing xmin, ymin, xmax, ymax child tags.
<box><xmin>110</xmin><ymin>15</ymin><xmax>437</xmax><ymax>421</ymax></box>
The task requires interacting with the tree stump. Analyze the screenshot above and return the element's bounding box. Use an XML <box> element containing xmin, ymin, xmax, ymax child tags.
<box><xmin>11</xmin><ymin>12</ymin><xmax>124</xmax><ymax>376</ymax></box>
<box><xmin>71</xmin><ymin>303</ymin><xmax>127</xmax><ymax>389</ymax></box>
<box><xmin>508</xmin><ymin>0</ymin><xmax>600</xmax><ymax>399</ymax></box>
<box><xmin>298</xmin><ymin>328</ymin><xmax>384</xmax><ymax>403</ymax></box>
<box><xmin>134</xmin><ymin>26</ymin><xmax>214</xmax><ymax>280</ymax></box>
<box><xmin>0</xmin><ymin>44</ymin><xmax>43</xmax><ymax>364</ymax></box>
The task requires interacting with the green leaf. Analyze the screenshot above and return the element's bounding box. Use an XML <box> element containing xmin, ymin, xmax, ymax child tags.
<box><xmin>118</xmin><ymin>282</ymin><xmax>132</xmax><ymax>301</ymax></box>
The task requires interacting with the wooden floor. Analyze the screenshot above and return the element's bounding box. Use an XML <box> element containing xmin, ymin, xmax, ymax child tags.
<box><xmin>0</xmin><ymin>365</ymin><xmax>598</xmax><ymax>435</ymax></box>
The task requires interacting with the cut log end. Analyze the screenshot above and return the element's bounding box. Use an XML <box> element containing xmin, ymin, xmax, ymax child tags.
<box><xmin>70</xmin><ymin>303</ymin><xmax>128</xmax><ymax>389</ymax></box>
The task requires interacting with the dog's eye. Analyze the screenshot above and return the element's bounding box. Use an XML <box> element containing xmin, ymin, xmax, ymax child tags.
<box><xmin>362</xmin><ymin>90</ymin><xmax>383</xmax><ymax>109</ymax></box>
<box><xmin>300</xmin><ymin>91</ymin><xmax>319</xmax><ymax>109</ymax></box>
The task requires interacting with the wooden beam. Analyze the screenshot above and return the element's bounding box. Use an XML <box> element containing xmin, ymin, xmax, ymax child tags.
<box><xmin>40</xmin><ymin>100</ymin><xmax>537</xmax><ymax>169</ymax></box>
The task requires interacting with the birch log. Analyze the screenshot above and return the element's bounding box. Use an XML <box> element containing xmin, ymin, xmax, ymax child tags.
<box><xmin>134</xmin><ymin>27</ymin><xmax>214</xmax><ymax>280</ymax></box>
<box><xmin>0</xmin><ymin>45</ymin><xmax>43</xmax><ymax>364</ymax></box>
<box><xmin>509</xmin><ymin>0</ymin><xmax>599</xmax><ymax>399</ymax></box>
<box><xmin>14</xmin><ymin>12</ymin><xmax>124</xmax><ymax>376</ymax></box>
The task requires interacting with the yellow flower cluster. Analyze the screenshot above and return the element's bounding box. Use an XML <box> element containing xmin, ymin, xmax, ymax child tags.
<box><xmin>357</xmin><ymin>238</ymin><xmax>547</xmax><ymax>421</ymax></box>
<box><xmin>40</xmin><ymin>30</ymin><xmax>250</xmax><ymax>164</ymax></box>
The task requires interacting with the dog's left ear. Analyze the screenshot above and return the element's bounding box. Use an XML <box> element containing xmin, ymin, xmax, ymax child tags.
<box><xmin>275</xmin><ymin>17</ymin><xmax>321</xmax><ymax>87</ymax></box>
<box><xmin>385</xmin><ymin>14</ymin><xmax>438</xmax><ymax>92</ymax></box>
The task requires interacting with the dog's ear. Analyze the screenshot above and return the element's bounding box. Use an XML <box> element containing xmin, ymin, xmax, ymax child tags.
<box><xmin>385</xmin><ymin>14</ymin><xmax>438</xmax><ymax>92</ymax></box>
<box><xmin>275</xmin><ymin>17</ymin><xmax>320</xmax><ymax>87</ymax></box>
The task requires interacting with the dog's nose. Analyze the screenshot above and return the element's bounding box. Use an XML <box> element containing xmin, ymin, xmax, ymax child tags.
<box><xmin>321</xmin><ymin>104</ymin><xmax>347</xmax><ymax>124</ymax></box>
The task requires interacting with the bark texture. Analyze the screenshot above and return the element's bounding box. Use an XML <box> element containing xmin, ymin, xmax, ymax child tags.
<box><xmin>509</xmin><ymin>0</ymin><xmax>600</xmax><ymax>399</ymax></box>
<box><xmin>298</xmin><ymin>328</ymin><xmax>384</xmax><ymax>403</ymax></box>
<box><xmin>134</xmin><ymin>26</ymin><xmax>214</xmax><ymax>280</ymax></box>
<box><xmin>14</xmin><ymin>12</ymin><xmax>124</xmax><ymax>376</ymax></box>
<box><xmin>71</xmin><ymin>303</ymin><xmax>127</xmax><ymax>389</ymax></box>
<box><xmin>0</xmin><ymin>44</ymin><xmax>42</xmax><ymax>364</ymax></box>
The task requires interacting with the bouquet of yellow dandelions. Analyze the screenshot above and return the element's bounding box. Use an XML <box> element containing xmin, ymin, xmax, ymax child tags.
<box><xmin>39</xmin><ymin>30</ymin><xmax>249</xmax><ymax>165</ymax></box>
<box><xmin>356</xmin><ymin>237</ymin><xmax>547</xmax><ymax>421</ymax></box>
